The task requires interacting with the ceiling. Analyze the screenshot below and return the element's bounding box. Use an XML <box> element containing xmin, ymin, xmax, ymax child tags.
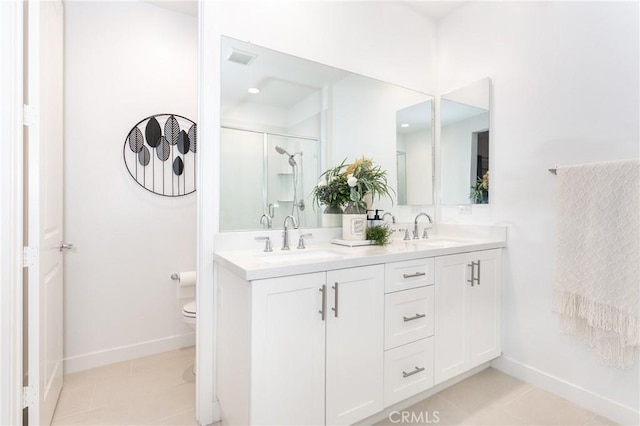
<box><xmin>144</xmin><ymin>1</ymin><xmax>468</xmax><ymax>21</ymax></box>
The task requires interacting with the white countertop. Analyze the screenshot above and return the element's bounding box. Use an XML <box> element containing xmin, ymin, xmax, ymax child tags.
<box><xmin>214</xmin><ymin>228</ymin><xmax>507</xmax><ymax>281</ymax></box>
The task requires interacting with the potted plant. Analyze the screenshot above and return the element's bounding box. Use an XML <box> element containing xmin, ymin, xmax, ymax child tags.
<box><xmin>342</xmin><ymin>157</ymin><xmax>394</xmax><ymax>214</ymax></box>
<box><xmin>312</xmin><ymin>160</ymin><xmax>351</xmax><ymax>227</ymax></box>
<box><xmin>470</xmin><ymin>171</ymin><xmax>489</xmax><ymax>204</ymax></box>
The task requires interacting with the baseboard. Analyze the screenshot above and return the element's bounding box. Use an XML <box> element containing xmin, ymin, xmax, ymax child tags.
<box><xmin>64</xmin><ymin>333</ymin><xmax>196</xmax><ymax>374</ymax></box>
<box><xmin>491</xmin><ymin>355</ymin><xmax>639</xmax><ymax>425</ymax></box>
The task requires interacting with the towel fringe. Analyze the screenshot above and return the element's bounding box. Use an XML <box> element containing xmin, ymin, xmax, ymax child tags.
<box><xmin>554</xmin><ymin>290</ymin><xmax>639</xmax><ymax>368</ymax></box>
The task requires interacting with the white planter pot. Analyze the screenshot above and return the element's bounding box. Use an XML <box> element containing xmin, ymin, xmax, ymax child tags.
<box><xmin>342</xmin><ymin>213</ymin><xmax>367</xmax><ymax>241</ymax></box>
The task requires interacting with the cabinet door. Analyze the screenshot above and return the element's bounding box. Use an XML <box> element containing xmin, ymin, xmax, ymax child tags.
<box><xmin>326</xmin><ymin>265</ymin><xmax>385</xmax><ymax>426</ymax></box>
<box><xmin>469</xmin><ymin>249</ymin><xmax>502</xmax><ymax>367</ymax></box>
<box><xmin>434</xmin><ymin>253</ymin><xmax>470</xmax><ymax>385</ymax></box>
<box><xmin>251</xmin><ymin>273</ymin><xmax>326</xmax><ymax>426</ymax></box>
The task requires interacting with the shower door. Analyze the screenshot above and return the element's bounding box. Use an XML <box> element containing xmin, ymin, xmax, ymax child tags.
<box><xmin>220</xmin><ymin>127</ymin><xmax>319</xmax><ymax>231</ymax></box>
<box><xmin>266</xmin><ymin>134</ymin><xmax>318</xmax><ymax>229</ymax></box>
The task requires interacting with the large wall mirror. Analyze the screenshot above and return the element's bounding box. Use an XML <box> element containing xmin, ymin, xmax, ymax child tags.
<box><xmin>440</xmin><ymin>78</ymin><xmax>491</xmax><ymax>205</ymax></box>
<box><xmin>220</xmin><ymin>36</ymin><xmax>434</xmax><ymax>231</ymax></box>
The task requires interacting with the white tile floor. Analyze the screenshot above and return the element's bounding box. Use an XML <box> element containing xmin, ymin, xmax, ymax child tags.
<box><xmin>52</xmin><ymin>347</ymin><xmax>616</xmax><ymax>426</ymax></box>
<box><xmin>52</xmin><ymin>347</ymin><xmax>197</xmax><ymax>425</ymax></box>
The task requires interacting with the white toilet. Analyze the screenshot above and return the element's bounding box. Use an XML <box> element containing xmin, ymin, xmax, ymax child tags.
<box><xmin>182</xmin><ymin>299</ymin><xmax>196</xmax><ymax>330</ymax></box>
<box><xmin>181</xmin><ymin>299</ymin><xmax>197</xmax><ymax>375</ymax></box>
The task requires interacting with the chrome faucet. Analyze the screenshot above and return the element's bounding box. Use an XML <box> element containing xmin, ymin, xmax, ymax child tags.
<box><xmin>260</xmin><ymin>214</ymin><xmax>273</xmax><ymax>229</ymax></box>
<box><xmin>282</xmin><ymin>215</ymin><xmax>299</xmax><ymax>250</ymax></box>
<box><xmin>382</xmin><ymin>212</ymin><xmax>396</xmax><ymax>224</ymax></box>
<box><xmin>413</xmin><ymin>213</ymin><xmax>433</xmax><ymax>239</ymax></box>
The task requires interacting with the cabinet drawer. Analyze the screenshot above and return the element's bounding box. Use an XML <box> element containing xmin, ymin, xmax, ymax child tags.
<box><xmin>385</xmin><ymin>258</ymin><xmax>434</xmax><ymax>293</ymax></box>
<box><xmin>385</xmin><ymin>286</ymin><xmax>434</xmax><ymax>349</ymax></box>
<box><xmin>384</xmin><ymin>337</ymin><xmax>434</xmax><ymax>408</ymax></box>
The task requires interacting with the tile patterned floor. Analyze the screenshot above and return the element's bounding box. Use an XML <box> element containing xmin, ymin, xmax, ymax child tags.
<box><xmin>374</xmin><ymin>368</ymin><xmax>617</xmax><ymax>426</ymax></box>
<box><xmin>52</xmin><ymin>347</ymin><xmax>616</xmax><ymax>426</ymax></box>
<box><xmin>52</xmin><ymin>346</ymin><xmax>197</xmax><ymax>425</ymax></box>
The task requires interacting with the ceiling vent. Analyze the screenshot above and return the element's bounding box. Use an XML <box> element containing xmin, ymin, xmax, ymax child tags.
<box><xmin>227</xmin><ymin>49</ymin><xmax>257</xmax><ymax>66</ymax></box>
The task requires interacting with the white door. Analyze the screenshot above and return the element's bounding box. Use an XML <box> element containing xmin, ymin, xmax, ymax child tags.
<box><xmin>469</xmin><ymin>249</ymin><xmax>502</xmax><ymax>367</ymax></box>
<box><xmin>26</xmin><ymin>1</ymin><xmax>65</xmax><ymax>424</ymax></box>
<box><xmin>326</xmin><ymin>265</ymin><xmax>384</xmax><ymax>426</ymax></box>
<box><xmin>251</xmin><ymin>273</ymin><xmax>326</xmax><ymax>426</ymax></box>
<box><xmin>434</xmin><ymin>253</ymin><xmax>470</xmax><ymax>384</ymax></box>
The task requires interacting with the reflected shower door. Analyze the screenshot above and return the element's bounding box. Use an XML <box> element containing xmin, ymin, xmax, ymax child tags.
<box><xmin>267</xmin><ymin>134</ymin><xmax>319</xmax><ymax>229</ymax></box>
<box><xmin>220</xmin><ymin>128</ymin><xmax>264</xmax><ymax>231</ymax></box>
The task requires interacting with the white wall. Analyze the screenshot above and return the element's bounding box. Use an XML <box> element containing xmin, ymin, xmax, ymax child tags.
<box><xmin>64</xmin><ymin>1</ymin><xmax>197</xmax><ymax>372</ymax></box>
<box><xmin>437</xmin><ymin>2</ymin><xmax>639</xmax><ymax>423</ymax></box>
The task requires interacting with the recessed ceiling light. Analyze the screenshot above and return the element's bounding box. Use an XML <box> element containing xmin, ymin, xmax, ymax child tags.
<box><xmin>401</xmin><ymin>123</ymin><xmax>410</xmax><ymax>128</ymax></box>
<box><xmin>248</xmin><ymin>87</ymin><xmax>260</xmax><ymax>94</ymax></box>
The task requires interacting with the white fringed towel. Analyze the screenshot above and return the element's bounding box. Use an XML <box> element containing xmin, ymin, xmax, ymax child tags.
<box><xmin>553</xmin><ymin>159</ymin><xmax>640</xmax><ymax>368</ymax></box>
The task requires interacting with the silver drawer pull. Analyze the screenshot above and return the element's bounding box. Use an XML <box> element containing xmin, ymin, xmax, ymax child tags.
<box><xmin>403</xmin><ymin>313</ymin><xmax>426</xmax><ymax>322</ymax></box>
<box><xmin>402</xmin><ymin>366</ymin><xmax>425</xmax><ymax>378</ymax></box>
<box><xmin>402</xmin><ymin>272</ymin><xmax>426</xmax><ymax>279</ymax></box>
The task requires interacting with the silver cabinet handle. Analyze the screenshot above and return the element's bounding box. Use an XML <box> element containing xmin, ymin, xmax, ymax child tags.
<box><xmin>319</xmin><ymin>285</ymin><xmax>326</xmax><ymax>321</ymax></box>
<box><xmin>467</xmin><ymin>262</ymin><xmax>475</xmax><ymax>287</ymax></box>
<box><xmin>59</xmin><ymin>242</ymin><xmax>74</xmax><ymax>252</ymax></box>
<box><xmin>331</xmin><ymin>282</ymin><xmax>339</xmax><ymax>318</ymax></box>
<box><xmin>468</xmin><ymin>261</ymin><xmax>480</xmax><ymax>286</ymax></box>
<box><xmin>403</xmin><ymin>313</ymin><xmax>426</xmax><ymax>322</ymax></box>
<box><xmin>403</xmin><ymin>272</ymin><xmax>426</xmax><ymax>279</ymax></box>
<box><xmin>402</xmin><ymin>366</ymin><xmax>425</xmax><ymax>378</ymax></box>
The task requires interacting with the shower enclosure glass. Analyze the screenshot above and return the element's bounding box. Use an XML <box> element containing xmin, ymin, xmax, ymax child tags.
<box><xmin>220</xmin><ymin>127</ymin><xmax>319</xmax><ymax>231</ymax></box>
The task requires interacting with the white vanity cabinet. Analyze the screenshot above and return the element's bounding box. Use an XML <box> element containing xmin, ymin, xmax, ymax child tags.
<box><xmin>217</xmin><ymin>264</ymin><xmax>384</xmax><ymax>426</ymax></box>
<box><xmin>215</xmin><ymin>235</ymin><xmax>506</xmax><ymax>426</ymax></box>
<box><xmin>434</xmin><ymin>249</ymin><xmax>502</xmax><ymax>384</ymax></box>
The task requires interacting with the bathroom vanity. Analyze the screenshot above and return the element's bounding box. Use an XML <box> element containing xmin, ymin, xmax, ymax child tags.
<box><xmin>213</xmin><ymin>226</ymin><xmax>506</xmax><ymax>426</ymax></box>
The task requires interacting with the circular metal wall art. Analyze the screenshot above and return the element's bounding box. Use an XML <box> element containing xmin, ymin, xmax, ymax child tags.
<box><xmin>123</xmin><ymin>114</ymin><xmax>197</xmax><ymax>197</ymax></box>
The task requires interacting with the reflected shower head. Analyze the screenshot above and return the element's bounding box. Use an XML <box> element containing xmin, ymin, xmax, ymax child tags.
<box><xmin>275</xmin><ymin>145</ymin><xmax>299</xmax><ymax>167</ymax></box>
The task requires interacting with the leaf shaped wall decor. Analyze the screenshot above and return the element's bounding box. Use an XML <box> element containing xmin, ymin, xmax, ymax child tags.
<box><xmin>164</xmin><ymin>115</ymin><xmax>180</xmax><ymax>146</ymax></box>
<box><xmin>138</xmin><ymin>146</ymin><xmax>151</xmax><ymax>166</ymax></box>
<box><xmin>173</xmin><ymin>157</ymin><xmax>184</xmax><ymax>176</ymax></box>
<box><xmin>128</xmin><ymin>127</ymin><xmax>144</xmax><ymax>153</ymax></box>
<box><xmin>156</xmin><ymin>136</ymin><xmax>171</xmax><ymax>161</ymax></box>
<box><xmin>188</xmin><ymin>124</ymin><xmax>197</xmax><ymax>153</ymax></box>
<box><xmin>177</xmin><ymin>130</ymin><xmax>190</xmax><ymax>154</ymax></box>
<box><xmin>123</xmin><ymin>114</ymin><xmax>197</xmax><ymax>197</ymax></box>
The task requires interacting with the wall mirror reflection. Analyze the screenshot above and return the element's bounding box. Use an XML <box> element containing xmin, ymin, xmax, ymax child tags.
<box><xmin>440</xmin><ymin>77</ymin><xmax>491</xmax><ymax>205</ymax></box>
<box><xmin>219</xmin><ymin>36</ymin><xmax>434</xmax><ymax>231</ymax></box>
<box><xmin>396</xmin><ymin>101</ymin><xmax>434</xmax><ymax>206</ymax></box>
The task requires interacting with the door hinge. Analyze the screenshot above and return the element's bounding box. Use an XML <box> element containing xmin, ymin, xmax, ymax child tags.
<box><xmin>23</xmin><ymin>386</ymin><xmax>37</xmax><ymax>409</ymax></box>
<box><xmin>23</xmin><ymin>104</ymin><xmax>38</xmax><ymax>126</ymax></box>
<box><xmin>23</xmin><ymin>246</ymin><xmax>38</xmax><ymax>268</ymax></box>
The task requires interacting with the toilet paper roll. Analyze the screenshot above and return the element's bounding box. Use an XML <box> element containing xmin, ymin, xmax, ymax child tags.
<box><xmin>177</xmin><ymin>271</ymin><xmax>196</xmax><ymax>288</ymax></box>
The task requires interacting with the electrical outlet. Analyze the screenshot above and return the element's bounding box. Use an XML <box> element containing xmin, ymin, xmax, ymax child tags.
<box><xmin>458</xmin><ymin>205</ymin><xmax>472</xmax><ymax>215</ymax></box>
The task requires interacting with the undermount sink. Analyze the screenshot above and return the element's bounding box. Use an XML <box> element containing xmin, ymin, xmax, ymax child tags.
<box><xmin>258</xmin><ymin>249</ymin><xmax>342</xmax><ymax>264</ymax></box>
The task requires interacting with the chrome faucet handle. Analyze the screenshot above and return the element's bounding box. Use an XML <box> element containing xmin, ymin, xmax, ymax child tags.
<box><xmin>254</xmin><ymin>236</ymin><xmax>273</xmax><ymax>252</ymax></box>
<box><xmin>297</xmin><ymin>233</ymin><xmax>313</xmax><ymax>249</ymax></box>
<box><xmin>422</xmin><ymin>228</ymin><xmax>429</xmax><ymax>239</ymax></box>
<box><xmin>398</xmin><ymin>229</ymin><xmax>411</xmax><ymax>241</ymax></box>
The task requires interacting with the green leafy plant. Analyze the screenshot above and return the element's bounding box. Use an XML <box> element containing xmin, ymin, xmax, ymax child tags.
<box><xmin>366</xmin><ymin>224</ymin><xmax>395</xmax><ymax>246</ymax></box>
<box><xmin>311</xmin><ymin>160</ymin><xmax>350</xmax><ymax>209</ymax></box>
<box><xmin>469</xmin><ymin>171</ymin><xmax>489</xmax><ymax>204</ymax></box>
<box><xmin>312</xmin><ymin>157</ymin><xmax>395</xmax><ymax>213</ymax></box>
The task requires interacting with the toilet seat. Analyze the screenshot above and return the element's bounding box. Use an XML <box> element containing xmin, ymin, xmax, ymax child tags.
<box><xmin>182</xmin><ymin>300</ymin><xmax>196</xmax><ymax>318</ymax></box>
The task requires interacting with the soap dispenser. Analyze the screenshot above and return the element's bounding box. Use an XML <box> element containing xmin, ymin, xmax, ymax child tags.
<box><xmin>370</xmin><ymin>209</ymin><xmax>384</xmax><ymax>227</ymax></box>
